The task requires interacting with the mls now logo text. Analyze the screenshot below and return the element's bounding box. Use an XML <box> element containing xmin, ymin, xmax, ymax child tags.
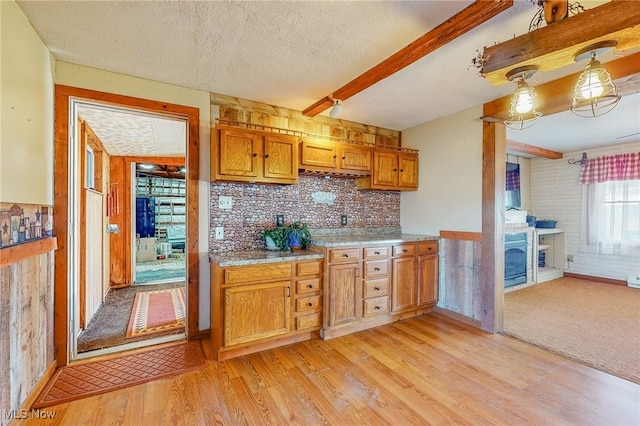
<box><xmin>3</xmin><ymin>409</ymin><xmax>57</xmax><ymax>420</ymax></box>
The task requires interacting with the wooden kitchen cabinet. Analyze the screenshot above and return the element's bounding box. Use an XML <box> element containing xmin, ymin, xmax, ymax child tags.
<box><xmin>417</xmin><ymin>242</ymin><xmax>439</xmax><ymax>307</ymax></box>
<box><xmin>211</xmin><ymin>257</ymin><xmax>323</xmax><ymax>360</ymax></box>
<box><xmin>299</xmin><ymin>139</ymin><xmax>372</xmax><ymax>176</ymax></box>
<box><xmin>328</xmin><ymin>262</ymin><xmax>361</xmax><ymax>326</ymax></box>
<box><xmin>356</xmin><ymin>150</ymin><xmax>418</xmax><ymax>191</ymax></box>
<box><xmin>392</xmin><ymin>241</ymin><xmax>438</xmax><ymax>312</ymax></box>
<box><xmin>391</xmin><ymin>256</ymin><xmax>417</xmax><ymax>313</ymax></box>
<box><xmin>212</xmin><ymin>126</ymin><xmax>298</xmax><ymax>184</ymax></box>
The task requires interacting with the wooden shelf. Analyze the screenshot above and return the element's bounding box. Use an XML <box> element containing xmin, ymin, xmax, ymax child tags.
<box><xmin>0</xmin><ymin>237</ymin><xmax>57</xmax><ymax>268</ymax></box>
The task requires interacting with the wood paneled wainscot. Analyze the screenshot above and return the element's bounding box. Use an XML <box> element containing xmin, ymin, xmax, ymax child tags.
<box><xmin>211</xmin><ymin>125</ymin><xmax>299</xmax><ymax>184</ymax></box>
<box><xmin>313</xmin><ymin>239</ymin><xmax>438</xmax><ymax>340</ymax></box>
<box><xmin>211</xmin><ymin>257</ymin><xmax>323</xmax><ymax>360</ymax></box>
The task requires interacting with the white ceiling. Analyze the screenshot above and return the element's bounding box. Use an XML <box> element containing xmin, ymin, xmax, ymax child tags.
<box><xmin>18</xmin><ymin>0</ymin><xmax>639</xmax><ymax>154</ymax></box>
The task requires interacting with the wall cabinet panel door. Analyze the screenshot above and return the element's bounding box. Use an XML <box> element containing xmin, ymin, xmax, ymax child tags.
<box><xmin>263</xmin><ymin>134</ymin><xmax>298</xmax><ymax>182</ymax></box>
<box><xmin>328</xmin><ymin>263</ymin><xmax>360</xmax><ymax>326</ymax></box>
<box><xmin>391</xmin><ymin>257</ymin><xmax>416</xmax><ymax>313</ymax></box>
<box><xmin>398</xmin><ymin>153</ymin><xmax>419</xmax><ymax>188</ymax></box>
<box><xmin>300</xmin><ymin>140</ymin><xmax>337</xmax><ymax>169</ymax></box>
<box><xmin>224</xmin><ymin>281</ymin><xmax>290</xmax><ymax>346</ymax></box>
<box><xmin>338</xmin><ymin>145</ymin><xmax>372</xmax><ymax>173</ymax></box>
<box><xmin>218</xmin><ymin>129</ymin><xmax>262</xmax><ymax>178</ymax></box>
<box><xmin>372</xmin><ymin>151</ymin><xmax>398</xmax><ymax>187</ymax></box>
<box><xmin>417</xmin><ymin>254</ymin><xmax>438</xmax><ymax>307</ymax></box>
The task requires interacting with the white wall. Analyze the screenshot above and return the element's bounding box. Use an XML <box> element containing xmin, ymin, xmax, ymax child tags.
<box><xmin>401</xmin><ymin>106</ymin><xmax>483</xmax><ymax>234</ymax></box>
<box><xmin>55</xmin><ymin>62</ymin><xmax>213</xmax><ymax>329</ymax></box>
<box><xmin>530</xmin><ymin>141</ymin><xmax>640</xmax><ymax>281</ymax></box>
<box><xmin>0</xmin><ymin>1</ymin><xmax>54</xmax><ymax>205</ymax></box>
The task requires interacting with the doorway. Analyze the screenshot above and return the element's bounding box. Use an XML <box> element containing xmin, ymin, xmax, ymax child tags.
<box><xmin>53</xmin><ymin>85</ymin><xmax>200</xmax><ymax>366</ymax></box>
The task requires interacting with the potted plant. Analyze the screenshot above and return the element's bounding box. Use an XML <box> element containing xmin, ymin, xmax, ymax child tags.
<box><xmin>261</xmin><ymin>226</ymin><xmax>288</xmax><ymax>251</ymax></box>
<box><xmin>286</xmin><ymin>221</ymin><xmax>311</xmax><ymax>250</ymax></box>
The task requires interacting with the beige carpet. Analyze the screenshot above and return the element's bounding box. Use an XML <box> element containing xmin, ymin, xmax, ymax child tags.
<box><xmin>504</xmin><ymin>277</ymin><xmax>640</xmax><ymax>384</ymax></box>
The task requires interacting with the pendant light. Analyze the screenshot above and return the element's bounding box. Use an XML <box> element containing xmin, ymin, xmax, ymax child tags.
<box><xmin>504</xmin><ymin>65</ymin><xmax>542</xmax><ymax>130</ymax></box>
<box><xmin>329</xmin><ymin>99</ymin><xmax>342</xmax><ymax>118</ymax></box>
<box><xmin>571</xmin><ymin>40</ymin><xmax>621</xmax><ymax>118</ymax></box>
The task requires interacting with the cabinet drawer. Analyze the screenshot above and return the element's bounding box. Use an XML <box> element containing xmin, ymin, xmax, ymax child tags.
<box><xmin>418</xmin><ymin>241</ymin><xmax>438</xmax><ymax>255</ymax></box>
<box><xmin>297</xmin><ymin>260</ymin><xmax>322</xmax><ymax>277</ymax></box>
<box><xmin>392</xmin><ymin>244</ymin><xmax>416</xmax><ymax>257</ymax></box>
<box><xmin>329</xmin><ymin>248</ymin><xmax>360</xmax><ymax>263</ymax></box>
<box><xmin>296</xmin><ymin>295</ymin><xmax>321</xmax><ymax>312</ymax></box>
<box><xmin>363</xmin><ymin>296</ymin><xmax>389</xmax><ymax>317</ymax></box>
<box><xmin>296</xmin><ymin>278</ymin><xmax>321</xmax><ymax>294</ymax></box>
<box><xmin>363</xmin><ymin>277</ymin><xmax>389</xmax><ymax>298</ymax></box>
<box><xmin>296</xmin><ymin>312</ymin><xmax>321</xmax><ymax>330</ymax></box>
<box><xmin>364</xmin><ymin>260</ymin><xmax>389</xmax><ymax>278</ymax></box>
<box><xmin>363</xmin><ymin>246</ymin><xmax>389</xmax><ymax>259</ymax></box>
<box><xmin>224</xmin><ymin>263</ymin><xmax>291</xmax><ymax>285</ymax></box>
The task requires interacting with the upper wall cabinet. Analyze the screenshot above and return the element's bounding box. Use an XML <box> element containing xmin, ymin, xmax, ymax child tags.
<box><xmin>356</xmin><ymin>150</ymin><xmax>418</xmax><ymax>191</ymax></box>
<box><xmin>212</xmin><ymin>126</ymin><xmax>298</xmax><ymax>184</ymax></box>
<box><xmin>299</xmin><ymin>139</ymin><xmax>372</xmax><ymax>176</ymax></box>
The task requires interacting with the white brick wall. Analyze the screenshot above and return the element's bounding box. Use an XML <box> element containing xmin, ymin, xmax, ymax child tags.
<box><xmin>529</xmin><ymin>142</ymin><xmax>640</xmax><ymax>281</ymax></box>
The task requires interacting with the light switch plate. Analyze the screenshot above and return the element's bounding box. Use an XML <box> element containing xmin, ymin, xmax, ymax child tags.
<box><xmin>219</xmin><ymin>196</ymin><xmax>233</xmax><ymax>210</ymax></box>
<box><xmin>215</xmin><ymin>226</ymin><xmax>224</xmax><ymax>240</ymax></box>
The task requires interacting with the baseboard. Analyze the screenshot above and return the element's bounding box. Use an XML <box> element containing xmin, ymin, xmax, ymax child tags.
<box><xmin>432</xmin><ymin>306</ymin><xmax>482</xmax><ymax>328</ymax></box>
<box><xmin>191</xmin><ymin>329</ymin><xmax>210</xmax><ymax>340</ymax></box>
<box><xmin>564</xmin><ymin>272</ymin><xmax>627</xmax><ymax>286</ymax></box>
<box><xmin>22</xmin><ymin>360</ymin><xmax>57</xmax><ymax>410</ymax></box>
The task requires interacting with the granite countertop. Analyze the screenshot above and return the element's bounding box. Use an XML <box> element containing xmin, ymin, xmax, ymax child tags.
<box><xmin>309</xmin><ymin>233</ymin><xmax>439</xmax><ymax>248</ymax></box>
<box><xmin>210</xmin><ymin>249</ymin><xmax>324</xmax><ymax>267</ymax></box>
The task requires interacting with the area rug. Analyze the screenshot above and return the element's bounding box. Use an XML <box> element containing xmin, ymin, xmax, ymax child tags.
<box><xmin>32</xmin><ymin>341</ymin><xmax>206</xmax><ymax>408</ymax></box>
<box><xmin>126</xmin><ymin>288</ymin><xmax>185</xmax><ymax>338</ymax></box>
<box><xmin>504</xmin><ymin>277</ymin><xmax>640</xmax><ymax>384</ymax></box>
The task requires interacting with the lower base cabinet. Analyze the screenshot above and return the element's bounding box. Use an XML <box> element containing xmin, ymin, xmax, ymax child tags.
<box><xmin>211</xmin><ymin>258</ymin><xmax>323</xmax><ymax>360</ymax></box>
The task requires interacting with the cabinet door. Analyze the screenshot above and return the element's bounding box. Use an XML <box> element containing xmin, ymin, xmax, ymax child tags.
<box><xmin>372</xmin><ymin>151</ymin><xmax>398</xmax><ymax>187</ymax></box>
<box><xmin>328</xmin><ymin>263</ymin><xmax>360</xmax><ymax>326</ymax></box>
<box><xmin>398</xmin><ymin>153</ymin><xmax>418</xmax><ymax>188</ymax></box>
<box><xmin>218</xmin><ymin>129</ymin><xmax>262</xmax><ymax>178</ymax></box>
<box><xmin>224</xmin><ymin>281</ymin><xmax>290</xmax><ymax>346</ymax></box>
<box><xmin>263</xmin><ymin>134</ymin><xmax>298</xmax><ymax>182</ymax></box>
<box><xmin>391</xmin><ymin>257</ymin><xmax>416</xmax><ymax>313</ymax></box>
<box><xmin>417</xmin><ymin>254</ymin><xmax>438</xmax><ymax>306</ymax></box>
<box><xmin>338</xmin><ymin>145</ymin><xmax>372</xmax><ymax>173</ymax></box>
<box><xmin>300</xmin><ymin>140</ymin><xmax>337</xmax><ymax>169</ymax></box>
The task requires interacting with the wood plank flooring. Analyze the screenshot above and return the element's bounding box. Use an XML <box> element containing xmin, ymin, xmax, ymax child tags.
<box><xmin>22</xmin><ymin>313</ymin><xmax>639</xmax><ymax>425</ymax></box>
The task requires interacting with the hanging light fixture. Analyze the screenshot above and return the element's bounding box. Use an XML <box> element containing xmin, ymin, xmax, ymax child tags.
<box><xmin>329</xmin><ymin>99</ymin><xmax>342</xmax><ymax>118</ymax></box>
<box><xmin>571</xmin><ymin>40</ymin><xmax>621</xmax><ymax>118</ymax></box>
<box><xmin>504</xmin><ymin>65</ymin><xmax>542</xmax><ymax>130</ymax></box>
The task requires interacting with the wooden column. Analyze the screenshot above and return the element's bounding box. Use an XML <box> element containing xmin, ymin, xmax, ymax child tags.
<box><xmin>480</xmin><ymin>121</ymin><xmax>506</xmax><ymax>333</ymax></box>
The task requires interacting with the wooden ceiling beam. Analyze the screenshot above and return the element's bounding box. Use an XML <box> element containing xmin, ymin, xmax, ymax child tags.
<box><xmin>302</xmin><ymin>0</ymin><xmax>514</xmax><ymax>117</ymax></box>
<box><xmin>483</xmin><ymin>51</ymin><xmax>640</xmax><ymax>121</ymax></box>
<box><xmin>481</xmin><ymin>1</ymin><xmax>640</xmax><ymax>85</ymax></box>
<box><xmin>506</xmin><ymin>140</ymin><xmax>562</xmax><ymax>159</ymax></box>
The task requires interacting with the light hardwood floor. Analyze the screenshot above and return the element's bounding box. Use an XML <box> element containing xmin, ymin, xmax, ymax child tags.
<box><xmin>22</xmin><ymin>314</ymin><xmax>639</xmax><ymax>425</ymax></box>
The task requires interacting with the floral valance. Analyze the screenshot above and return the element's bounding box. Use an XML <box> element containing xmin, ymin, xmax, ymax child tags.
<box><xmin>579</xmin><ymin>151</ymin><xmax>640</xmax><ymax>184</ymax></box>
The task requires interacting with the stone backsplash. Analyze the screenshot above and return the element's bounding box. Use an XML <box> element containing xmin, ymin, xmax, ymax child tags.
<box><xmin>209</xmin><ymin>175</ymin><xmax>400</xmax><ymax>252</ymax></box>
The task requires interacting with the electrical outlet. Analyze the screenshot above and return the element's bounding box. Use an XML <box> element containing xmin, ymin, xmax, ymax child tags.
<box><xmin>341</xmin><ymin>215</ymin><xmax>348</xmax><ymax>226</ymax></box>
<box><xmin>218</xmin><ymin>196</ymin><xmax>233</xmax><ymax>210</ymax></box>
<box><xmin>215</xmin><ymin>226</ymin><xmax>224</xmax><ymax>240</ymax></box>
<box><xmin>567</xmin><ymin>255</ymin><xmax>574</xmax><ymax>262</ymax></box>
<box><xmin>276</xmin><ymin>215</ymin><xmax>284</xmax><ymax>226</ymax></box>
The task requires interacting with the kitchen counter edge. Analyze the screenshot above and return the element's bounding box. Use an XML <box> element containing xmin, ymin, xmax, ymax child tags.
<box><xmin>210</xmin><ymin>249</ymin><xmax>324</xmax><ymax>267</ymax></box>
<box><xmin>309</xmin><ymin>233</ymin><xmax>439</xmax><ymax>248</ymax></box>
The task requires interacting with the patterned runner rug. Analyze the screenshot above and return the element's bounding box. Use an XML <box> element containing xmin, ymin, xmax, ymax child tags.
<box><xmin>33</xmin><ymin>341</ymin><xmax>206</xmax><ymax>408</ymax></box>
<box><xmin>126</xmin><ymin>288</ymin><xmax>185</xmax><ymax>338</ymax></box>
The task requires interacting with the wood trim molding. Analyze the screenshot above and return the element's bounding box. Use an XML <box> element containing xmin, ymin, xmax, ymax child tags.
<box><xmin>21</xmin><ymin>360</ymin><xmax>57</xmax><ymax>411</ymax></box>
<box><xmin>506</xmin><ymin>140</ymin><xmax>563</xmax><ymax>160</ymax></box>
<box><xmin>432</xmin><ymin>306</ymin><xmax>482</xmax><ymax>328</ymax></box>
<box><xmin>564</xmin><ymin>272</ymin><xmax>628</xmax><ymax>287</ymax></box>
<box><xmin>123</xmin><ymin>155</ymin><xmax>185</xmax><ymax>166</ymax></box>
<box><xmin>439</xmin><ymin>230</ymin><xmax>482</xmax><ymax>242</ymax></box>
<box><xmin>0</xmin><ymin>237</ymin><xmax>58</xmax><ymax>268</ymax></box>
<box><xmin>302</xmin><ymin>0</ymin><xmax>513</xmax><ymax>116</ymax></box>
<box><xmin>54</xmin><ymin>84</ymin><xmax>200</xmax><ymax>366</ymax></box>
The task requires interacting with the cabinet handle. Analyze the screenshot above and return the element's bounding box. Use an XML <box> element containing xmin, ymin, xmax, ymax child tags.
<box><xmin>343</xmin><ymin>253</ymin><xmax>349</xmax><ymax>257</ymax></box>
<box><xmin>253</xmin><ymin>153</ymin><xmax>258</xmax><ymax>157</ymax></box>
<box><xmin>374</xmin><ymin>251</ymin><xmax>380</xmax><ymax>255</ymax></box>
<box><xmin>400</xmin><ymin>169</ymin><xmax>404</xmax><ymax>172</ymax></box>
<box><xmin>342</xmin><ymin>156</ymin><xmax>346</xmax><ymax>160</ymax></box>
<box><xmin>374</xmin><ymin>267</ymin><xmax>380</xmax><ymax>271</ymax></box>
<box><xmin>287</xmin><ymin>287</ymin><xmax>291</xmax><ymax>297</ymax></box>
<box><xmin>307</xmin><ymin>284</ymin><xmax>314</xmax><ymax>289</ymax></box>
<box><xmin>393</xmin><ymin>168</ymin><xmax>398</xmax><ymax>172</ymax></box>
<box><xmin>307</xmin><ymin>302</ymin><xmax>313</xmax><ymax>307</ymax></box>
<box><xmin>402</xmin><ymin>249</ymin><xmax>408</xmax><ymax>253</ymax></box>
<box><xmin>265</xmin><ymin>154</ymin><xmax>270</xmax><ymax>158</ymax></box>
<box><xmin>375</xmin><ymin>306</ymin><xmax>381</xmax><ymax>310</ymax></box>
<box><xmin>374</xmin><ymin>287</ymin><xmax>381</xmax><ymax>291</ymax></box>
<box><xmin>333</xmin><ymin>155</ymin><xmax>337</xmax><ymax>159</ymax></box>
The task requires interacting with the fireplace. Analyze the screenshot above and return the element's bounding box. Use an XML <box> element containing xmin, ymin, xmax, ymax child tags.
<box><xmin>505</xmin><ymin>233</ymin><xmax>527</xmax><ymax>287</ymax></box>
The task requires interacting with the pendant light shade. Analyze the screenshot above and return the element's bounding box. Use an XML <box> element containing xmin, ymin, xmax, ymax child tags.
<box><xmin>504</xmin><ymin>65</ymin><xmax>542</xmax><ymax>131</ymax></box>
<box><xmin>571</xmin><ymin>41</ymin><xmax>621</xmax><ymax>118</ymax></box>
<box><xmin>329</xmin><ymin>99</ymin><xmax>342</xmax><ymax>118</ymax></box>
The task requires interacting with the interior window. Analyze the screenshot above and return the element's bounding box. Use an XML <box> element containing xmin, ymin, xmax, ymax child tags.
<box><xmin>86</xmin><ymin>146</ymin><xmax>95</xmax><ymax>190</ymax></box>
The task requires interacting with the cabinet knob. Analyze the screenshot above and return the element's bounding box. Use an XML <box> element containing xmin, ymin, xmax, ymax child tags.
<box><xmin>307</xmin><ymin>284</ymin><xmax>314</xmax><ymax>289</ymax></box>
<box><xmin>375</xmin><ymin>306</ymin><xmax>381</xmax><ymax>310</ymax></box>
<box><xmin>253</xmin><ymin>153</ymin><xmax>258</xmax><ymax>157</ymax></box>
<box><xmin>342</xmin><ymin>156</ymin><xmax>346</xmax><ymax>160</ymax></box>
<box><xmin>307</xmin><ymin>302</ymin><xmax>313</xmax><ymax>307</ymax></box>
<box><xmin>402</xmin><ymin>249</ymin><xmax>408</xmax><ymax>253</ymax></box>
<box><xmin>374</xmin><ymin>251</ymin><xmax>380</xmax><ymax>255</ymax></box>
<box><xmin>265</xmin><ymin>154</ymin><xmax>270</xmax><ymax>158</ymax></box>
<box><xmin>374</xmin><ymin>267</ymin><xmax>380</xmax><ymax>271</ymax></box>
<box><xmin>393</xmin><ymin>168</ymin><xmax>398</xmax><ymax>172</ymax></box>
<box><xmin>400</xmin><ymin>169</ymin><xmax>404</xmax><ymax>172</ymax></box>
<box><xmin>343</xmin><ymin>253</ymin><xmax>349</xmax><ymax>257</ymax></box>
<box><xmin>333</xmin><ymin>155</ymin><xmax>337</xmax><ymax>159</ymax></box>
<box><xmin>374</xmin><ymin>287</ymin><xmax>381</xmax><ymax>291</ymax></box>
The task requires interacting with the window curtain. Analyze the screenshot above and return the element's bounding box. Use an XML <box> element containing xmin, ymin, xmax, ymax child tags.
<box><xmin>581</xmin><ymin>152</ymin><xmax>640</xmax><ymax>256</ymax></box>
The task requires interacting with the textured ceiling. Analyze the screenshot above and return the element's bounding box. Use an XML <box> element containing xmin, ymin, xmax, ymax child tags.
<box><xmin>18</xmin><ymin>0</ymin><xmax>639</xmax><ymax>154</ymax></box>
